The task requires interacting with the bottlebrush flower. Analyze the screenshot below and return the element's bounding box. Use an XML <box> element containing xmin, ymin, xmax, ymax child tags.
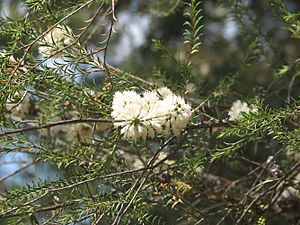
<box><xmin>111</xmin><ymin>88</ymin><xmax>192</xmax><ymax>140</ymax></box>
<box><xmin>228</xmin><ymin>100</ymin><xmax>257</xmax><ymax>121</ymax></box>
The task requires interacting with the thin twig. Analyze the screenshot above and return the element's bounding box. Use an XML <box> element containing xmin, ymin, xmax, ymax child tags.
<box><xmin>0</xmin><ymin>118</ymin><xmax>113</xmax><ymax>137</ymax></box>
<box><xmin>0</xmin><ymin>0</ymin><xmax>96</xmax><ymax>92</ymax></box>
<box><xmin>0</xmin><ymin>159</ymin><xmax>39</xmax><ymax>183</ymax></box>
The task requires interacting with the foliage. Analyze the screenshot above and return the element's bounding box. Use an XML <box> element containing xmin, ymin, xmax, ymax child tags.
<box><xmin>0</xmin><ymin>0</ymin><xmax>300</xmax><ymax>224</ymax></box>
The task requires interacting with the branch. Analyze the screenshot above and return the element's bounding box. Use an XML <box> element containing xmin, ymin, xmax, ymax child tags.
<box><xmin>188</xmin><ymin>120</ymin><xmax>229</xmax><ymax>129</ymax></box>
<box><xmin>0</xmin><ymin>0</ymin><xmax>97</xmax><ymax>92</ymax></box>
<box><xmin>0</xmin><ymin>118</ymin><xmax>113</xmax><ymax>137</ymax></box>
<box><xmin>0</xmin><ymin>159</ymin><xmax>39</xmax><ymax>183</ymax></box>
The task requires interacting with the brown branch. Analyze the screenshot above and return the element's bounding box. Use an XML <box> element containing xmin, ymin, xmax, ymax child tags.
<box><xmin>236</xmin><ymin>161</ymin><xmax>300</xmax><ymax>224</ymax></box>
<box><xmin>0</xmin><ymin>159</ymin><xmax>39</xmax><ymax>183</ymax></box>
<box><xmin>0</xmin><ymin>0</ymin><xmax>96</xmax><ymax>93</ymax></box>
<box><xmin>188</xmin><ymin>120</ymin><xmax>229</xmax><ymax>129</ymax></box>
<box><xmin>0</xmin><ymin>153</ymin><xmax>181</xmax><ymax>219</ymax></box>
<box><xmin>0</xmin><ymin>118</ymin><xmax>113</xmax><ymax>137</ymax></box>
<box><xmin>111</xmin><ymin>135</ymin><xmax>184</xmax><ymax>225</ymax></box>
<box><xmin>6</xmin><ymin>0</ymin><xmax>107</xmax><ymax>82</ymax></box>
<box><xmin>111</xmin><ymin>136</ymin><xmax>176</xmax><ymax>225</ymax></box>
<box><xmin>4</xmin><ymin>90</ymin><xmax>29</xmax><ymax>115</ymax></box>
<box><xmin>0</xmin><ymin>115</ymin><xmax>229</xmax><ymax>138</ymax></box>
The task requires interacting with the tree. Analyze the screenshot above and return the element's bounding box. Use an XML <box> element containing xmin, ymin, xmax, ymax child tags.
<box><xmin>0</xmin><ymin>0</ymin><xmax>300</xmax><ymax>224</ymax></box>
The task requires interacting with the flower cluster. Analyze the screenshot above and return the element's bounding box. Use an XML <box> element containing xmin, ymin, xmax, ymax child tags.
<box><xmin>228</xmin><ymin>100</ymin><xmax>257</xmax><ymax>121</ymax></box>
<box><xmin>39</xmin><ymin>25</ymin><xmax>73</xmax><ymax>56</ymax></box>
<box><xmin>111</xmin><ymin>87</ymin><xmax>192</xmax><ymax>140</ymax></box>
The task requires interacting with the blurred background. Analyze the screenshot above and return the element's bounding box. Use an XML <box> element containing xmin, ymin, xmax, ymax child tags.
<box><xmin>0</xmin><ymin>0</ymin><xmax>300</xmax><ymax>224</ymax></box>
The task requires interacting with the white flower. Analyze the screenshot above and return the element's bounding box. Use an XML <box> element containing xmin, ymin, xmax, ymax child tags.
<box><xmin>158</xmin><ymin>94</ymin><xmax>192</xmax><ymax>136</ymax></box>
<box><xmin>147</xmin><ymin>87</ymin><xmax>192</xmax><ymax>136</ymax></box>
<box><xmin>111</xmin><ymin>90</ymin><xmax>155</xmax><ymax>140</ymax></box>
<box><xmin>142</xmin><ymin>91</ymin><xmax>159</xmax><ymax>112</ymax></box>
<box><xmin>228</xmin><ymin>100</ymin><xmax>257</xmax><ymax>121</ymax></box>
<box><xmin>111</xmin><ymin>87</ymin><xmax>193</xmax><ymax>140</ymax></box>
<box><xmin>39</xmin><ymin>25</ymin><xmax>73</xmax><ymax>56</ymax></box>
